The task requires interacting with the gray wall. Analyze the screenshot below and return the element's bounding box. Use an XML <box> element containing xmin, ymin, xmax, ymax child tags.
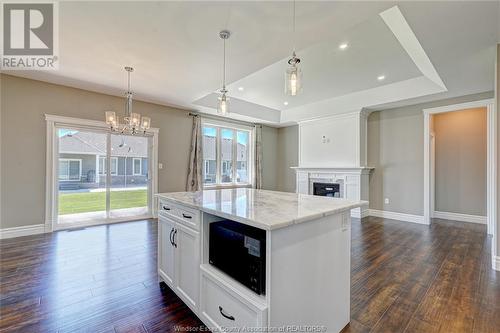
<box><xmin>367</xmin><ymin>91</ymin><xmax>493</xmax><ymax>216</ymax></box>
<box><xmin>434</xmin><ymin>108</ymin><xmax>487</xmax><ymax>216</ymax></box>
<box><xmin>261</xmin><ymin>125</ymin><xmax>278</xmax><ymax>191</ymax></box>
<box><xmin>277</xmin><ymin>125</ymin><xmax>299</xmax><ymax>193</ymax></box>
<box><xmin>0</xmin><ymin>75</ymin><xmax>278</xmax><ymax>229</ymax></box>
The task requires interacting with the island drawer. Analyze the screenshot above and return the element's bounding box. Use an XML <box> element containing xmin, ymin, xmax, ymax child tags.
<box><xmin>200</xmin><ymin>270</ymin><xmax>267</xmax><ymax>331</ymax></box>
<box><xmin>158</xmin><ymin>200</ymin><xmax>200</xmax><ymax>230</ymax></box>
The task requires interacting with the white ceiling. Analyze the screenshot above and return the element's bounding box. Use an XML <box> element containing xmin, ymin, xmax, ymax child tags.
<box><xmin>7</xmin><ymin>1</ymin><xmax>499</xmax><ymax>126</ymax></box>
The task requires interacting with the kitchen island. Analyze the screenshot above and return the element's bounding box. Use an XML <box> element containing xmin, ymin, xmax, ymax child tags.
<box><xmin>156</xmin><ymin>188</ymin><xmax>367</xmax><ymax>332</ymax></box>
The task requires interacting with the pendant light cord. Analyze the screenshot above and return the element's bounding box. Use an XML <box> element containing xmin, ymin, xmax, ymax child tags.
<box><xmin>127</xmin><ymin>70</ymin><xmax>131</xmax><ymax>92</ymax></box>
<box><xmin>223</xmin><ymin>37</ymin><xmax>226</xmax><ymax>90</ymax></box>
<box><xmin>292</xmin><ymin>0</ymin><xmax>296</xmax><ymax>53</ymax></box>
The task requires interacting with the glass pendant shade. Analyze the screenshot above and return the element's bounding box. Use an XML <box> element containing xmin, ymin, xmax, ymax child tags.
<box><xmin>140</xmin><ymin>116</ymin><xmax>151</xmax><ymax>130</ymax></box>
<box><xmin>218</xmin><ymin>93</ymin><xmax>229</xmax><ymax>115</ymax></box>
<box><xmin>130</xmin><ymin>113</ymin><xmax>141</xmax><ymax>127</ymax></box>
<box><xmin>285</xmin><ymin>64</ymin><xmax>302</xmax><ymax>96</ymax></box>
<box><xmin>105</xmin><ymin>111</ymin><xmax>116</xmax><ymax>126</ymax></box>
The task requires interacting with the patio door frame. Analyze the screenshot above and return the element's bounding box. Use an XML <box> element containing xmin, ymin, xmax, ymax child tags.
<box><xmin>45</xmin><ymin>114</ymin><xmax>159</xmax><ymax>231</ymax></box>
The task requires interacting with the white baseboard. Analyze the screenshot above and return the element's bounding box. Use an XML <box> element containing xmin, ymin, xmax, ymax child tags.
<box><xmin>0</xmin><ymin>224</ymin><xmax>47</xmax><ymax>239</ymax></box>
<box><xmin>493</xmin><ymin>256</ymin><xmax>500</xmax><ymax>271</ymax></box>
<box><xmin>433</xmin><ymin>211</ymin><xmax>486</xmax><ymax>224</ymax></box>
<box><xmin>368</xmin><ymin>209</ymin><xmax>427</xmax><ymax>225</ymax></box>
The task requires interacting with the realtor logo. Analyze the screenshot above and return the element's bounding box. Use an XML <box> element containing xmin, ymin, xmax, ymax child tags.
<box><xmin>1</xmin><ymin>2</ymin><xmax>59</xmax><ymax>70</ymax></box>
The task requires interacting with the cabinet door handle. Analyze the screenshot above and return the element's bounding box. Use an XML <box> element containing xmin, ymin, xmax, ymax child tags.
<box><xmin>162</xmin><ymin>205</ymin><xmax>171</xmax><ymax>211</ymax></box>
<box><xmin>169</xmin><ymin>228</ymin><xmax>174</xmax><ymax>246</ymax></box>
<box><xmin>219</xmin><ymin>306</ymin><xmax>235</xmax><ymax>321</ymax></box>
<box><xmin>182</xmin><ymin>213</ymin><xmax>192</xmax><ymax>219</ymax></box>
<box><xmin>173</xmin><ymin>229</ymin><xmax>177</xmax><ymax>248</ymax></box>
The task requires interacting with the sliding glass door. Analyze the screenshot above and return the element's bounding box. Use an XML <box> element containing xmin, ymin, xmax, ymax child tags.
<box><xmin>55</xmin><ymin>127</ymin><xmax>152</xmax><ymax>228</ymax></box>
<box><xmin>109</xmin><ymin>134</ymin><xmax>150</xmax><ymax>219</ymax></box>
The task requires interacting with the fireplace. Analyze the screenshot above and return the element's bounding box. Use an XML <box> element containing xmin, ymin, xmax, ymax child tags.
<box><xmin>313</xmin><ymin>182</ymin><xmax>341</xmax><ymax>198</ymax></box>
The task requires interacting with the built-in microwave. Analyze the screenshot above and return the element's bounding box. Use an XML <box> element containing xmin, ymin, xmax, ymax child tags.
<box><xmin>209</xmin><ymin>220</ymin><xmax>266</xmax><ymax>295</ymax></box>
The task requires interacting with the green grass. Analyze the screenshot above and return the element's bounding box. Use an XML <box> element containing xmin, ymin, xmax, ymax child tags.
<box><xmin>59</xmin><ymin>189</ymin><xmax>147</xmax><ymax>215</ymax></box>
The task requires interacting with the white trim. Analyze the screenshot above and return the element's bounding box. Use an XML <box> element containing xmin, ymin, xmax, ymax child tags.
<box><xmin>422</xmin><ymin>99</ymin><xmax>496</xmax><ymax>237</ymax></box>
<box><xmin>368</xmin><ymin>209</ymin><xmax>427</xmax><ymax>225</ymax></box>
<box><xmin>45</xmin><ymin>114</ymin><xmax>160</xmax><ymax>230</ymax></box>
<box><xmin>423</xmin><ymin>99</ymin><xmax>494</xmax><ymax>115</ymax></box>
<box><xmin>0</xmin><ymin>224</ymin><xmax>47</xmax><ymax>239</ymax></box>
<box><xmin>133</xmin><ymin>157</ymin><xmax>142</xmax><ymax>175</ymax></box>
<box><xmin>433</xmin><ymin>211</ymin><xmax>486</xmax><ymax>224</ymax></box>
<box><xmin>493</xmin><ymin>256</ymin><xmax>500</xmax><ymax>271</ymax></box>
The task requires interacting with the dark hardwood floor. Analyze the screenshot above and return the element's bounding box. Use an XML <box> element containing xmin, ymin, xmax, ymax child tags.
<box><xmin>0</xmin><ymin>217</ymin><xmax>499</xmax><ymax>332</ymax></box>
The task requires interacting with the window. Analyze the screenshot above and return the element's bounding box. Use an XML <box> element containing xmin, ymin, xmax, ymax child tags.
<box><xmin>202</xmin><ymin>122</ymin><xmax>252</xmax><ymax>187</ymax></box>
<box><xmin>59</xmin><ymin>159</ymin><xmax>81</xmax><ymax>181</ymax></box>
<box><xmin>133</xmin><ymin>158</ymin><xmax>142</xmax><ymax>175</ymax></box>
<box><xmin>99</xmin><ymin>156</ymin><xmax>118</xmax><ymax>175</ymax></box>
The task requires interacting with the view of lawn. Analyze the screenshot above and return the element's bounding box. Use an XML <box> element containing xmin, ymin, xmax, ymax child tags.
<box><xmin>59</xmin><ymin>189</ymin><xmax>147</xmax><ymax>215</ymax></box>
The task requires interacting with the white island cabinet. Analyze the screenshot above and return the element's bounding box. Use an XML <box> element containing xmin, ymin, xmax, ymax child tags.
<box><xmin>156</xmin><ymin>188</ymin><xmax>367</xmax><ymax>333</ymax></box>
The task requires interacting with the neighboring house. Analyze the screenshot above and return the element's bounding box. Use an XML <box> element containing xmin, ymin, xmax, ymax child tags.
<box><xmin>203</xmin><ymin>135</ymin><xmax>248</xmax><ymax>183</ymax></box>
<box><xmin>58</xmin><ymin>131</ymin><xmax>148</xmax><ymax>190</ymax></box>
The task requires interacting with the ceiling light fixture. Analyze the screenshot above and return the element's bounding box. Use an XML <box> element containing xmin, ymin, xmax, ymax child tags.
<box><xmin>377</xmin><ymin>75</ymin><xmax>386</xmax><ymax>81</ymax></box>
<box><xmin>339</xmin><ymin>43</ymin><xmax>348</xmax><ymax>50</ymax></box>
<box><xmin>285</xmin><ymin>0</ymin><xmax>302</xmax><ymax>96</ymax></box>
<box><xmin>218</xmin><ymin>30</ymin><xmax>231</xmax><ymax>115</ymax></box>
<box><xmin>283</xmin><ymin>101</ymin><xmax>289</xmax><ymax>106</ymax></box>
<box><xmin>105</xmin><ymin>67</ymin><xmax>151</xmax><ymax>135</ymax></box>
<box><xmin>238</xmin><ymin>87</ymin><xmax>244</xmax><ymax>91</ymax></box>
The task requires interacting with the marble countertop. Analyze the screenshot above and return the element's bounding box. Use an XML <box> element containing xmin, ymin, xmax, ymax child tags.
<box><xmin>156</xmin><ymin>189</ymin><xmax>367</xmax><ymax>231</ymax></box>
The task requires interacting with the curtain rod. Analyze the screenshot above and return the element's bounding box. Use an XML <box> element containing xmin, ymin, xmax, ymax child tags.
<box><xmin>188</xmin><ymin>112</ymin><xmax>259</xmax><ymax>127</ymax></box>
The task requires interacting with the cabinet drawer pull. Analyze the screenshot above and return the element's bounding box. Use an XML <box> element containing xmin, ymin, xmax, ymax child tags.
<box><xmin>218</xmin><ymin>306</ymin><xmax>235</xmax><ymax>321</ymax></box>
<box><xmin>173</xmin><ymin>229</ymin><xmax>177</xmax><ymax>248</ymax></box>
<box><xmin>169</xmin><ymin>228</ymin><xmax>175</xmax><ymax>246</ymax></box>
<box><xmin>182</xmin><ymin>213</ymin><xmax>192</xmax><ymax>219</ymax></box>
<box><xmin>162</xmin><ymin>205</ymin><xmax>171</xmax><ymax>211</ymax></box>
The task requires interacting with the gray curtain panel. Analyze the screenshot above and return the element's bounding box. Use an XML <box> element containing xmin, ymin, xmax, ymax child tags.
<box><xmin>254</xmin><ymin>124</ymin><xmax>263</xmax><ymax>189</ymax></box>
<box><xmin>186</xmin><ymin>115</ymin><xmax>203</xmax><ymax>191</ymax></box>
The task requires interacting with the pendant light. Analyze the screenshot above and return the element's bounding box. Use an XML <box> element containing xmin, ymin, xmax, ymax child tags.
<box><xmin>105</xmin><ymin>67</ymin><xmax>151</xmax><ymax>135</ymax></box>
<box><xmin>285</xmin><ymin>0</ymin><xmax>302</xmax><ymax>96</ymax></box>
<box><xmin>218</xmin><ymin>30</ymin><xmax>230</xmax><ymax>115</ymax></box>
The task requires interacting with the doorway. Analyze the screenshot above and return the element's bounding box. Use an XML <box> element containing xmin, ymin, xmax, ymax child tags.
<box><xmin>46</xmin><ymin>115</ymin><xmax>158</xmax><ymax>230</ymax></box>
<box><xmin>423</xmin><ymin>99</ymin><xmax>496</xmax><ymax>266</ymax></box>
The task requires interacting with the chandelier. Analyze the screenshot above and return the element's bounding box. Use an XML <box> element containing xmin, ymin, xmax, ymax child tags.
<box><xmin>105</xmin><ymin>67</ymin><xmax>151</xmax><ymax>135</ymax></box>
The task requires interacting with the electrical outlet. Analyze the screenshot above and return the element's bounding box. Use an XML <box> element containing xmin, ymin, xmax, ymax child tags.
<box><xmin>158</xmin><ymin>163</ymin><xmax>163</xmax><ymax>170</ymax></box>
<box><xmin>384</xmin><ymin>198</ymin><xmax>390</xmax><ymax>204</ymax></box>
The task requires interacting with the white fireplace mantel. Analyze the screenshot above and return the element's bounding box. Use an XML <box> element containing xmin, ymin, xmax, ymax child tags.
<box><xmin>292</xmin><ymin>166</ymin><xmax>374</xmax><ymax>218</ymax></box>
<box><xmin>291</xmin><ymin>166</ymin><xmax>374</xmax><ymax>174</ymax></box>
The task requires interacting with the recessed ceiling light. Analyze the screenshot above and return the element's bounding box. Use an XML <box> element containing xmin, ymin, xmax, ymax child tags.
<box><xmin>238</xmin><ymin>87</ymin><xmax>244</xmax><ymax>91</ymax></box>
<box><xmin>339</xmin><ymin>43</ymin><xmax>348</xmax><ymax>50</ymax></box>
<box><xmin>377</xmin><ymin>75</ymin><xmax>386</xmax><ymax>81</ymax></box>
<box><xmin>283</xmin><ymin>101</ymin><xmax>289</xmax><ymax>106</ymax></box>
